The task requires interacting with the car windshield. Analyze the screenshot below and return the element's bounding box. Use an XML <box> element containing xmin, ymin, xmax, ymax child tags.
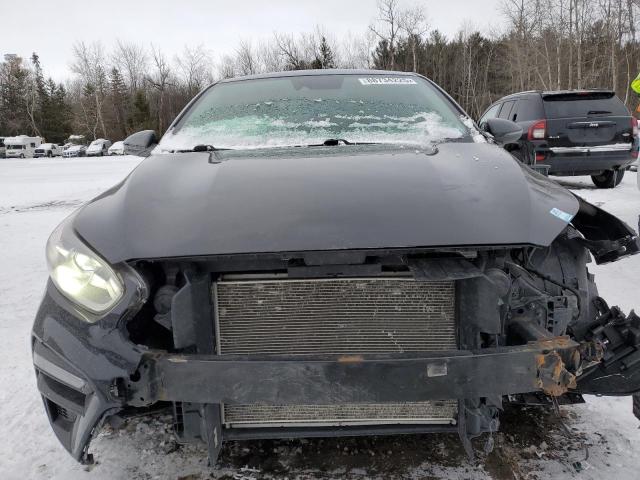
<box><xmin>159</xmin><ymin>74</ymin><xmax>472</xmax><ymax>151</ymax></box>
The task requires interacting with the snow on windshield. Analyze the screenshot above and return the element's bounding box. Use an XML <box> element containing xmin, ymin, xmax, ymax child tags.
<box><xmin>161</xmin><ymin>101</ymin><xmax>464</xmax><ymax>150</ymax></box>
<box><xmin>460</xmin><ymin>116</ymin><xmax>487</xmax><ymax>143</ymax></box>
<box><xmin>157</xmin><ymin>75</ymin><xmax>471</xmax><ymax>151</ymax></box>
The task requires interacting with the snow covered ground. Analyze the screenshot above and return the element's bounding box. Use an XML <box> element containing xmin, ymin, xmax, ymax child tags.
<box><xmin>0</xmin><ymin>156</ymin><xmax>638</xmax><ymax>479</ymax></box>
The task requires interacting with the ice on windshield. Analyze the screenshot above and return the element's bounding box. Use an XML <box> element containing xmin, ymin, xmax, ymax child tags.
<box><xmin>158</xmin><ymin>75</ymin><xmax>471</xmax><ymax>151</ymax></box>
<box><xmin>161</xmin><ymin>100</ymin><xmax>464</xmax><ymax>150</ymax></box>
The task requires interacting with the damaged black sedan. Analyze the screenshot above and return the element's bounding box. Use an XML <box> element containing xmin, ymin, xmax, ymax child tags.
<box><xmin>32</xmin><ymin>70</ymin><xmax>640</xmax><ymax>465</ymax></box>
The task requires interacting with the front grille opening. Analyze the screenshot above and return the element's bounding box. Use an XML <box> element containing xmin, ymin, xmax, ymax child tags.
<box><xmin>213</xmin><ymin>277</ymin><xmax>458</xmax><ymax>427</ymax></box>
<box><xmin>46</xmin><ymin>398</ymin><xmax>77</xmax><ymax>423</ymax></box>
<box><xmin>214</xmin><ymin>277</ymin><xmax>457</xmax><ymax>356</ymax></box>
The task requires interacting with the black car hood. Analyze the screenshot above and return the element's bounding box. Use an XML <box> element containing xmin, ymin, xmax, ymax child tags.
<box><xmin>74</xmin><ymin>143</ymin><xmax>579</xmax><ymax>263</ymax></box>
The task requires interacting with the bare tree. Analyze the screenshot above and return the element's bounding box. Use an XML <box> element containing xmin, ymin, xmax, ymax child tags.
<box><xmin>339</xmin><ymin>31</ymin><xmax>375</xmax><ymax>68</ymax></box>
<box><xmin>217</xmin><ymin>54</ymin><xmax>237</xmax><ymax>79</ymax></box>
<box><xmin>146</xmin><ymin>45</ymin><xmax>173</xmax><ymax>133</ymax></box>
<box><xmin>23</xmin><ymin>69</ymin><xmax>41</xmax><ymax>137</ymax></box>
<box><xmin>400</xmin><ymin>4</ymin><xmax>429</xmax><ymax>72</ymax></box>
<box><xmin>274</xmin><ymin>32</ymin><xmax>309</xmax><ymax>69</ymax></box>
<box><xmin>70</xmin><ymin>41</ymin><xmax>108</xmax><ymax>138</ymax></box>
<box><xmin>113</xmin><ymin>40</ymin><xmax>148</xmax><ymax>93</ymax></box>
<box><xmin>256</xmin><ymin>39</ymin><xmax>286</xmax><ymax>72</ymax></box>
<box><xmin>235</xmin><ymin>40</ymin><xmax>258</xmax><ymax>76</ymax></box>
<box><xmin>175</xmin><ymin>44</ymin><xmax>212</xmax><ymax>95</ymax></box>
<box><xmin>501</xmin><ymin>0</ymin><xmax>537</xmax><ymax>91</ymax></box>
<box><xmin>369</xmin><ymin>0</ymin><xmax>402</xmax><ymax>69</ymax></box>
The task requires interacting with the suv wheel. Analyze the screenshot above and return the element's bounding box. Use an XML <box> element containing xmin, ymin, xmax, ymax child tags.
<box><xmin>591</xmin><ymin>169</ymin><xmax>625</xmax><ymax>188</ymax></box>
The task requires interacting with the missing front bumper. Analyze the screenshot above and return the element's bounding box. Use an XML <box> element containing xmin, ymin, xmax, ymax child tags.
<box><xmin>32</xmin><ymin>281</ymin><xmax>640</xmax><ymax>467</ymax></box>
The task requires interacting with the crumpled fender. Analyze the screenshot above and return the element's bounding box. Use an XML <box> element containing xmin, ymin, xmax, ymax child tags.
<box><xmin>570</xmin><ymin>194</ymin><xmax>640</xmax><ymax>264</ymax></box>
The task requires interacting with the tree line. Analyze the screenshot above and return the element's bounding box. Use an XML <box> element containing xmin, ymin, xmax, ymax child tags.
<box><xmin>2</xmin><ymin>0</ymin><xmax>640</xmax><ymax>144</ymax></box>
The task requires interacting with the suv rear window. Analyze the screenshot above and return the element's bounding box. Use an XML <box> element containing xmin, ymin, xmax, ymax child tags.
<box><xmin>543</xmin><ymin>92</ymin><xmax>629</xmax><ymax>119</ymax></box>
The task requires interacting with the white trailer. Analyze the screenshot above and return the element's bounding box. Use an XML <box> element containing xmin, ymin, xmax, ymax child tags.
<box><xmin>4</xmin><ymin>135</ymin><xmax>42</xmax><ymax>158</ymax></box>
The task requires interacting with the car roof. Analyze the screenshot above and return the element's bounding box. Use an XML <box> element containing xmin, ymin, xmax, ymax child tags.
<box><xmin>217</xmin><ymin>69</ymin><xmax>419</xmax><ymax>84</ymax></box>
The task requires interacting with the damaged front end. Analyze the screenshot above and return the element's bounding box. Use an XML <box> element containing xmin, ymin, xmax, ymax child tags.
<box><xmin>31</xmin><ymin>191</ymin><xmax>640</xmax><ymax>466</ymax></box>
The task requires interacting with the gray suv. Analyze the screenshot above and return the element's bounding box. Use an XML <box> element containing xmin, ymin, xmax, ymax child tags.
<box><xmin>479</xmin><ymin>90</ymin><xmax>638</xmax><ymax>188</ymax></box>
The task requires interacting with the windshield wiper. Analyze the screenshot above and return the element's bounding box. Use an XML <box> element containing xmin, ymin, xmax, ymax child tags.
<box><xmin>305</xmin><ymin>138</ymin><xmax>381</xmax><ymax>147</ymax></box>
<box><xmin>322</xmin><ymin>138</ymin><xmax>352</xmax><ymax>146</ymax></box>
<box><xmin>176</xmin><ymin>144</ymin><xmax>234</xmax><ymax>153</ymax></box>
<box><xmin>587</xmin><ymin>110</ymin><xmax>611</xmax><ymax>115</ymax></box>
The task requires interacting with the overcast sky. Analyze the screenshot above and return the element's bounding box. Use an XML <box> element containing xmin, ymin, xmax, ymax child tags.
<box><xmin>2</xmin><ymin>0</ymin><xmax>506</xmax><ymax>81</ymax></box>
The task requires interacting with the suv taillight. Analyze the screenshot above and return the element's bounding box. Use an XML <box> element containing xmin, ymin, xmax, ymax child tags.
<box><xmin>528</xmin><ymin>120</ymin><xmax>546</xmax><ymax>140</ymax></box>
<box><xmin>632</xmin><ymin>117</ymin><xmax>638</xmax><ymax>137</ymax></box>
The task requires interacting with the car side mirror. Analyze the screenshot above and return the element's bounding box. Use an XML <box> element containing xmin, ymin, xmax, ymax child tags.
<box><xmin>479</xmin><ymin>118</ymin><xmax>523</xmax><ymax>146</ymax></box>
<box><xmin>123</xmin><ymin>130</ymin><xmax>158</xmax><ymax>157</ymax></box>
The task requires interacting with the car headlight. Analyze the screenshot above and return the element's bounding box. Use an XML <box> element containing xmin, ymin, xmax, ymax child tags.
<box><xmin>46</xmin><ymin>215</ymin><xmax>124</xmax><ymax>315</ymax></box>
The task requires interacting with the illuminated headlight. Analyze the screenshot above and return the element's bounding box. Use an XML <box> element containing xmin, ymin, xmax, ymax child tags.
<box><xmin>46</xmin><ymin>215</ymin><xmax>124</xmax><ymax>316</ymax></box>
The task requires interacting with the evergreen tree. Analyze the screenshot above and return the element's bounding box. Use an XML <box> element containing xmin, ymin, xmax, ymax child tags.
<box><xmin>109</xmin><ymin>67</ymin><xmax>129</xmax><ymax>137</ymax></box>
<box><xmin>129</xmin><ymin>89</ymin><xmax>152</xmax><ymax>132</ymax></box>
<box><xmin>31</xmin><ymin>53</ymin><xmax>46</xmax><ymax>98</ymax></box>
<box><xmin>312</xmin><ymin>36</ymin><xmax>336</xmax><ymax>69</ymax></box>
<box><xmin>42</xmin><ymin>80</ymin><xmax>71</xmax><ymax>143</ymax></box>
<box><xmin>372</xmin><ymin>40</ymin><xmax>392</xmax><ymax>70</ymax></box>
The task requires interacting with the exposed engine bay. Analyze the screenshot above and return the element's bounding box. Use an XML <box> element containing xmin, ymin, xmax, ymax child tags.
<box><xmin>98</xmin><ymin>195</ymin><xmax>640</xmax><ymax>464</ymax></box>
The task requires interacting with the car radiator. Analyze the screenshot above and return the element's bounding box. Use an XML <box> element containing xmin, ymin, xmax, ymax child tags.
<box><xmin>213</xmin><ymin>277</ymin><xmax>458</xmax><ymax>428</ymax></box>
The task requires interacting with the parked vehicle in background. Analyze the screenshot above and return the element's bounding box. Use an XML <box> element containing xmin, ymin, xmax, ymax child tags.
<box><xmin>4</xmin><ymin>135</ymin><xmax>42</xmax><ymax>158</ymax></box>
<box><xmin>479</xmin><ymin>90</ymin><xmax>637</xmax><ymax>188</ymax></box>
<box><xmin>0</xmin><ymin>137</ymin><xmax>5</xmax><ymax>158</ymax></box>
<box><xmin>108</xmin><ymin>140</ymin><xmax>125</xmax><ymax>155</ymax></box>
<box><xmin>62</xmin><ymin>145</ymin><xmax>87</xmax><ymax>158</ymax></box>
<box><xmin>34</xmin><ymin>143</ymin><xmax>62</xmax><ymax>158</ymax></box>
<box><xmin>86</xmin><ymin>139</ymin><xmax>112</xmax><ymax>157</ymax></box>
